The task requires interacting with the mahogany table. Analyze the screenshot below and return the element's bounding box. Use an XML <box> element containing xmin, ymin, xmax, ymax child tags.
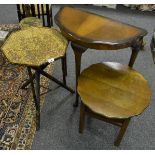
<box><xmin>77</xmin><ymin>62</ymin><xmax>151</xmax><ymax>146</ymax></box>
<box><xmin>55</xmin><ymin>6</ymin><xmax>147</xmax><ymax>106</ymax></box>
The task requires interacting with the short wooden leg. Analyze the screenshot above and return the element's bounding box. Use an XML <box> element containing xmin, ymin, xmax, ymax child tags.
<box><xmin>73</xmin><ymin>50</ymin><xmax>82</xmax><ymax>107</ymax></box>
<box><xmin>27</xmin><ymin>67</ymin><xmax>37</xmax><ymax>104</ymax></box>
<box><xmin>64</xmin><ymin>53</ymin><xmax>67</xmax><ymax>76</ymax></box>
<box><xmin>79</xmin><ymin>102</ymin><xmax>86</xmax><ymax>133</ymax></box>
<box><xmin>114</xmin><ymin>118</ymin><xmax>130</xmax><ymax>146</ymax></box>
<box><xmin>21</xmin><ymin>63</ymin><xmax>48</xmax><ymax>89</ymax></box>
<box><xmin>36</xmin><ymin>68</ymin><xmax>74</xmax><ymax>93</ymax></box>
<box><xmin>35</xmin><ymin>69</ymin><xmax>41</xmax><ymax>131</ymax></box>
<box><xmin>61</xmin><ymin>55</ymin><xmax>67</xmax><ymax>86</ymax></box>
<box><xmin>71</xmin><ymin>42</ymin><xmax>87</xmax><ymax>107</ymax></box>
<box><xmin>128</xmin><ymin>48</ymin><xmax>139</xmax><ymax>68</ymax></box>
<box><xmin>128</xmin><ymin>38</ymin><xmax>143</xmax><ymax>68</ymax></box>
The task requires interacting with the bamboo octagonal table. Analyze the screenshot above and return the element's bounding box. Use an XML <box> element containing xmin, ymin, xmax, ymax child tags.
<box><xmin>55</xmin><ymin>6</ymin><xmax>148</xmax><ymax>106</ymax></box>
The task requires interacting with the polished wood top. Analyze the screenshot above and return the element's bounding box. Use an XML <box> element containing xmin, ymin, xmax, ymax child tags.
<box><xmin>77</xmin><ymin>62</ymin><xmax>151</xmax><ymax>119</ymax></box>
<box><xmin>1</xmin><ymin>27</ymin><xmax>68</xmax><ymax>67</ymax></box>
<box><xmin>55</xmin><ymin>6</ymin><xmax>147</xmax><ymax>50</ymax></box>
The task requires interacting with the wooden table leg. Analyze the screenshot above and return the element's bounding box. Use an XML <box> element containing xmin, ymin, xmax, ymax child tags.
<box><xmin>61</xmin><ymin>54</ymin><xmax>67</xmax><ymax>86</ymax></box>
<box><xmin>128</xmin><ymin>47</ymin><xmax>139</xmax><ymax>68</ymax></box>
<box><xmin>79</xmin><ymin>101</ymin><xmax>86</xmax><ymax>133</ymax></box>
<box><xmin>64</xmin><ymin>53</ymin><xmax>67</xmax><ymax>76</ymax></box>
<box><xmin>37</xmin><ymin>69</ymin><xmax>75</xmax><ymax>93</ymax></box>
<box><xmin>27</xmin><ymin>67</ymin><xmax>41</xmax><ymax>130</ymax></box>
<box><xmin>71</xmin><ymin>42</ymin><xmax>87</xmax><ymax>107</ymax></box>
<box><xmin>35</xmin><ymin>69</ymin><xmax>41</xmax><ymax>130</ymax></box>
<box><xmin>114</xmin><ymin>118</ymin><xmax>130</xmax><ymax>146</ymax></box>
<box><xmin>21</xmin><ymin>63</ymin><xmax>48</xmax><ymax>89</ymax></box>
<box><xmin>128</xmin><ymin>37</ymin><xmax>143</xmax><ymax>68</ymax></box>
<box><xmin>27</xmin><ymin>67</ymin><xmax>37</xmax><ymax>105</ymax></box>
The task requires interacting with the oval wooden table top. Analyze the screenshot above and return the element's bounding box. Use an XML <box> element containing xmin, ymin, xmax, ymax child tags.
<box><xmin>55</xmin><ymin>6</ymin><xmax>147</xmax><ymax>50</ymax></box>
<box><xmin>77</xmin><ymin>62</ymin><xmax>151</xmax><ymax>119</ymax></box>
<box><xmin>1</xmin><ymin>27</ymin><xmax>68</xmax><ymax>67</ymax></box>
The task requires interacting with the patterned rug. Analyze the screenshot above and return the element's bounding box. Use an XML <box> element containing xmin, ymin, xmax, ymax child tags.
<box><xmin>0</xmin><ymin>50</ymin><xmax>54</xmax><ymax>149</ymax></box>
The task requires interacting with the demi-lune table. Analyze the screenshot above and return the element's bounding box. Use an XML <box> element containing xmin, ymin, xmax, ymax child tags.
<box><xmin>55</xmin><ymin>6</ymin><xmax>148</xmax><ymax>106</ymax></box>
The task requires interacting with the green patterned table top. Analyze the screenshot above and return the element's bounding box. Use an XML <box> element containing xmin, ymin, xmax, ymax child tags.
<box><xmin>1</xmin><ymin>27</ymin><xmax>68</xmax><ymax>67</ymax></box>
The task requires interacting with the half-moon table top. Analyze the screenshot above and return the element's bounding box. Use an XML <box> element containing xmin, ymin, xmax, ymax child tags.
<box><xmin>55</xmin><ymin>6</ymin><xmax>147</xmax><ymax>49</ymax></box>
<box><xmin>77</xmin><ymin>62</ymin><xmax>151</xmax><ymax>119</ymax></box>
<box><xmin>1</xmin><ymin>27</ymin><xmax>68</xmax><ymax>67</ymax></box>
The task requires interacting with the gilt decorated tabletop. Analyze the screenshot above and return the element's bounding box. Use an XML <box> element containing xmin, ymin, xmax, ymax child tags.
<box><xmin>1</xmin><ymin>27</ymin><xmax>68</xmax><ymax>67</ymax></box>
<box><xmin>55</xmin><ymin>6</ymin><xmax>147</xmax><ymax>49</ymax></box>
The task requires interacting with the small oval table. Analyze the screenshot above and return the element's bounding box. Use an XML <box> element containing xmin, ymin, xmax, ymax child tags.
<box><xmin>55</xmin><ymin>6</ymin><xmax>148</xmax><ymax>106</ymax></box>
<box><xmin>77</xmin><ymin>62</ymin><xmax>151</xmax><ymax>146</ymax></box>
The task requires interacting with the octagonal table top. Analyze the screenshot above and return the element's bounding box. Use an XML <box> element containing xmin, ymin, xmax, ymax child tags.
<box><xmin>55</xmin><ymin>6</ymin><xmax>147</xmax><ymax>49</ymax></box>
<box><xmin>1</xmin><ymin>27</ymin><xmax>68</xmax><ymax>67</ymax></box>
